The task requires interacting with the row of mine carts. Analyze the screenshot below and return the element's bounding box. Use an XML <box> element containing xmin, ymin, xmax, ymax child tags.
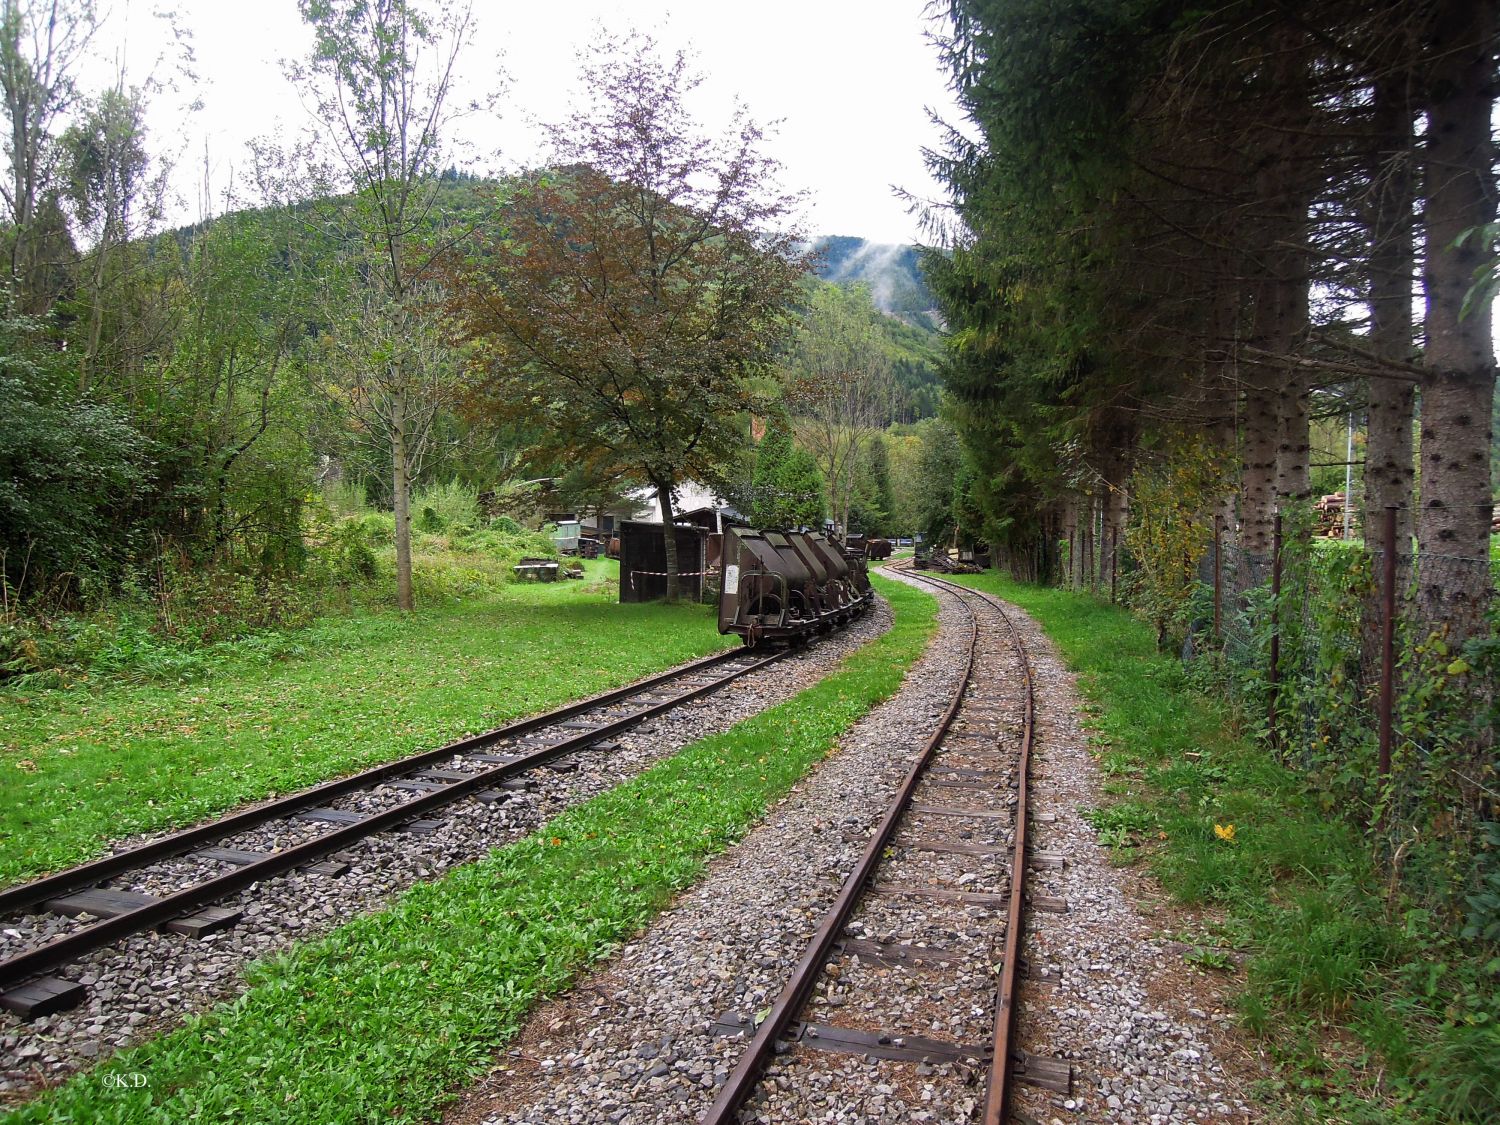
<box><xmin>717</xmin><ymin>527</ymin><xmax>875</xmax><ymax>647</ymax></box>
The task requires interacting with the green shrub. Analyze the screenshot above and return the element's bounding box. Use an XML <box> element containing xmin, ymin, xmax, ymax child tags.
<box><xmin>448</xmin><ymin>526</ymin><xmax>559</xmax><ymax>571</ymax></box>
<box><xmin>354</xmin><ymin>511</ymin><xmax>396</xmax><ymax>545</ymax></box>
<box><xmin>412</xmin><ymin>480</ymin><xmax>480</xmax><ymax>534</ymax></box>
<box><xmin>325</xmin><ymin>519</ymin><xmax>379</xmax><ymax>585</ymax></box>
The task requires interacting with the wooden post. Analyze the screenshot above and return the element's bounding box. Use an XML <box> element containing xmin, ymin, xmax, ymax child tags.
<box><xmin>1212</xmin><ymin>512</ymin><xmax>1222</xmax><ymax>642</ymax></box>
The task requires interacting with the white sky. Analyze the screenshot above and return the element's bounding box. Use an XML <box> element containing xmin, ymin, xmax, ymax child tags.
<box><xmin>87</xmin><ymin>0</ymin><xmax>963</xmax><ymax>245</ymax></box>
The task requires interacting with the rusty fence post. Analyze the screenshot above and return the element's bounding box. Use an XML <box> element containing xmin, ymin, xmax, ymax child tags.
<box><xmin>1269</xmin><ymin>511</ymin><xmax>1282</xmax><ymax>752</ymax></box>
<box><xmin>1378</xmin><ymin>505</ymin><xmax>1397</xmax><ymax>792</ymax></box>
<box><xmin>1212</xmin><ymin>513</ymin><xmax>1222</xmax><ymax>642</ymax></box>
<box><xmin>1109</xmin><ymin>526</ymin><xmax>1118</xmax><ymax>604</ymax></box>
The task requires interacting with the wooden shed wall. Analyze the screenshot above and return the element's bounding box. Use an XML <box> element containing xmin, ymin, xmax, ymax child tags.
<box><xmin>619</xmin><ymin>521</ymin><xmax>709</xmax><ymax>603</ymax></box>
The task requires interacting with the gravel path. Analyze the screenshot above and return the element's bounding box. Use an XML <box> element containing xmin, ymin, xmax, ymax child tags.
<box><xmin>443</xmin><ymin>573</ymin><xmax>1261</xmax><ymax>1125</ymax></box>
<box><xmin>0</xmin><ymin>606</ymin><xmax>888</xmax><ymax>1104</ymax></box>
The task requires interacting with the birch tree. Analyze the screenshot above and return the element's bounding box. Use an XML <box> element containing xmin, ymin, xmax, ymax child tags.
<box><xmin>287</xmin><ymin>0</ymin><xmax>481</xmax><ymax>610</ymax></box>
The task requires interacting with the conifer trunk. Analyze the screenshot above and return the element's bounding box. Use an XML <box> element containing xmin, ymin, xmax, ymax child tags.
<box><xmin>1244</xmin><ymin>26</ymin><xmax>1312</xmax><ymax>553</ymax></box>
<box><xmin>1415</xmin><ymin>0</ymin><xmax>1497</xmax><ymax>636</ymax></box>
<box><xmin>1363</xmin><ymin>72</ymin><xmax>1416</xmax><ymax>571</ymax></box>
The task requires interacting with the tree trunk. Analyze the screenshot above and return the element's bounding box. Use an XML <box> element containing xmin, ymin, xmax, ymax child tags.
<box><xmin>1241</xmin><ymin>359</ymin><xmax>1279</xmax><ymax>556</ymax></box>
<box><xmin>391</xmin><ymin>389</ymin><xmax>414</xmax><ymax>612</ymax></box>
<box><xmin>656</xmin><ymin>477</ymin><xmax>679</xmax><ymax>602</ymax></box>
<box><xmin>841</xmin><ymin>435</ymin><xmax>859</xmax><ymax>537</ymax></box>
<box><xmin>1243</xmin><ymin>25</ymin><xmax>1313</xmax><ymax>552</ymax></box>
<box><xmin>1275</xmin><ymin>358</ymin><xmax>1310</xmax><ymax>506</ymax></box>
<box><xmin>1363</xmin><ymin>71</ymin><xmax>1416</xmax><ymax>579</ymax></box>
<box><xmin>1415</xmin><ymin>0</ymin><xmax>1497</xmax><ymax>637</ymax></box>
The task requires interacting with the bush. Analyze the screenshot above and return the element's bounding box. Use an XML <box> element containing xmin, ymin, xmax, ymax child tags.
<box><xmin>449</xmin><ymin>526</ymin><xmax>559</xmax><ymax>566</ymax></box>
<box><xmin>322</xmin><ymin>519</ymin><xmax>380</xmax><ymax>585</ymax></box>
<box><xmin>412</xmin><ymin>480</ymin><xmax>480</xmax><ymax>534</ymax></box>
<box><xmin>353</xmin><ymin>511</ymin><xmax>396</xmax><ymax>546</ymax></box>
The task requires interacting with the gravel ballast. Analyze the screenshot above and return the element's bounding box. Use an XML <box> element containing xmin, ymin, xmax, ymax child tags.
<box><xmin>444</xmin><ymin>572</ymin><xmax>1257</xmax><ymax>1125</ymax></box>
<box><xmin>0</xmin><ymin>606</ymin><xmax>889</xmax><ymax>1103</ymax></box>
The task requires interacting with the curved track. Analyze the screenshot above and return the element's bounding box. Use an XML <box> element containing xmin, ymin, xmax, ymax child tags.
<box><xmin>702</xmin><ymin>564</ymin><xmax>1052</xmax><ymax>1123</ymax></box>
<box><xmin>0</xmin><ymin>644</ymin><xmax>792</xmax><ymax>1014</ymax></box>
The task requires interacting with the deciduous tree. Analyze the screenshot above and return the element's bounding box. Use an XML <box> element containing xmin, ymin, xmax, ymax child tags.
<box><xmin>444</xmin><ymin>31</ymin><xmax>808</xmax><ymax>600</ymax></box>
<box><xmin>784</xmin><ymin>283</ymin><xmax>891</xmax><ymax>535</ymax></box>
<box><xmin>0</xmin><ymin>0</ymin><xmax>96</xmax><ymax>313</ymax></box>
<box><xmin>288</xmin><ymin>0</ymin><xmax>481</xmax><ymax>610</ymax></box>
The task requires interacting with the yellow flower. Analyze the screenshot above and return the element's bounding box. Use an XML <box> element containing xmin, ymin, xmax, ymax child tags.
<box><xmin>1213</xmin><ymin>822</ymin><xmax>1236</xmax><ymax>842</ymax></box>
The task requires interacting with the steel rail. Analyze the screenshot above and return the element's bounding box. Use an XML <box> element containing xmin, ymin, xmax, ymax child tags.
<box><xmin>904</xmin><ymin>567</ymin><xmax>1037</xmax><ymax>1125</ymax></box>
<box><xmin>1</xmin><ymin>646</ymin><xmax>787</xmax><ymax>992</ymax></box>
<box><xmin>0</xmin><ymin>646</ymin><xmax>755</xmax><ymax>915</ymax></box>
<box><xmin>699</xmin><ymin>567</ymin><xmax>981</xmax><ymax>1125</ymax></box>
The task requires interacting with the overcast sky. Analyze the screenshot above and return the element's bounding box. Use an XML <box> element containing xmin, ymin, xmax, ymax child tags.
<box><xmin>89</xmin><ymin>1</ymin><xmax>963</xmax><ymax>245</ymax></box>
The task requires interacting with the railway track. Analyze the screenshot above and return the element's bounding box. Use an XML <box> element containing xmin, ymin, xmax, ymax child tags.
<box><xmin>702</xmin><ymin>564</ymin><xmax>1069</xmax><ymax>1123</ymax></box>
<box><xmin>0</xmin><ymin>643</ymin><xmax>795</xmax><ymax>1019</ymax></box>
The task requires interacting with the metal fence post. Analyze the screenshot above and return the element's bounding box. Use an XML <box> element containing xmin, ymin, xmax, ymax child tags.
<box><xmin>1109</xmin><ymin>525</ymin><xmax>1118</xmax><ymax>604</ymax></box>
<box><xmin>1269</xmin><ymin>511</ymin><xmax>1282</xmax><ymax>751</ymax></box>
<box><xmin>1378</xmin><ymin>505</ymin><xmax>1397</xmax><ymax>787</ymax></box>
<box><xmin>1212</xmin><ymin>512</ymin><xmax>1222</xmax><ymax>642</ymax></box>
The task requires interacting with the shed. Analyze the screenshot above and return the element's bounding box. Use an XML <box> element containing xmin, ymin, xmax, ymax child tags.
<box><xmin>619</xmin><ymin>521</ymin><xmax>710</xmax><ymax>603</ymax></box>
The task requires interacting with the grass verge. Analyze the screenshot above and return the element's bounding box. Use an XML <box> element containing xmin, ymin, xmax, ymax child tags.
<box><xmin>1</xmin><ymin>575</ymin><xmax>937</xmax><ymax>1125</ymax></box>
<box><xmin>948</xmin><ymin>572</ymin><xmax>1498</xmax><ymax>1124</ymax></box>
<box><xmin>0</xmin><ymin>560</ymin><xmax>739</xmax><ymax>887</ymax></box>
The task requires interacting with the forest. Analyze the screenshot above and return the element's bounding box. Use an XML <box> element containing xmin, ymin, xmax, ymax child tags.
<box><xmin>925</xmin><ymin>0</ymin><xmax>1498</xmax><ymax>1114</ymax></box>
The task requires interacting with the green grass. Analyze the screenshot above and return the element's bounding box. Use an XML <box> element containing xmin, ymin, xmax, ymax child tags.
<box><xmin>0</xmin><ymin>560</ymin><xmax>741</xmax><ymax>887</ymax></box>
<box><xmin>946</xmin><ymin>572</ymin><xmax>1499</xmax><ymax>1124</ymax></box>
<box><xmin>2</xmin><ymin>575</ymin><xmax>937</xmax><ymax>1125</ymax></box>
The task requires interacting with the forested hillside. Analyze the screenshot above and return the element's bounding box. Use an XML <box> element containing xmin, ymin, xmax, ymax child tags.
<box><xmin>813</xmin><ymin>235</ymin><xmax>938</xmax><ymax>329</ymax></box>
<box><xmin>0</xmin><ymin>0</ymin><xmax>931</xmax><ymax>661</ymax></box>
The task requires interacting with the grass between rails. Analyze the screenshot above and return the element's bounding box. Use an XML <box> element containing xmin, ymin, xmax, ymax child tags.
<box><xmin>948</xmin><ymin>572</ymin><xmax>1498</xmax><ymax>1124</ymax></box>
<box><xmin>0</xmin><ymin>560</ymin><xmax>741</xmax><ymax>888</ymax></box>
<box><xmin>1</xmin><ymin>576</ymin><xmax>937</xmax><ymax>1125</ymax></box>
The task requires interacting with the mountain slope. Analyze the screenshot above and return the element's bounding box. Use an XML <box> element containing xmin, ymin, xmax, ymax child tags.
<box><xmin>813</xmin><ymin>236</ymin><xmax>939</xmax><ymax>330</ymax></box>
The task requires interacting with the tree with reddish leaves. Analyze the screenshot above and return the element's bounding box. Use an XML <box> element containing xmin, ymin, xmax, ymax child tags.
<box><xmin>443</xmin><ymin>32</ymin><xmax>810</xmax><ymax>601</ymax></box>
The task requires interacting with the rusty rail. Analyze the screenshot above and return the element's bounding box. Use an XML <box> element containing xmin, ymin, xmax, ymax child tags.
<box><xmin>1</xmin><ymin>645</ymin><xmax>786</xmax><ymax>995</ymax></box>
<box><xmin>902</xmin><ymin>567</ymin><xmax>1036</xmax><ymax>1125</ymax></box>
<box><xmin>703</xmin><ymin>561</ymin><xmax>1037</xmax><ymax>1123</ymax></box>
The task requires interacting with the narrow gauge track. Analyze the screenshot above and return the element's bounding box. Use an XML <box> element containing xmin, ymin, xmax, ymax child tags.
<box><xmin>703</xmin><ymin>565</ymin><xmax>1067</xmax><ymax>1124</ymax></box>
<box><xmin>0</xmin><ymin>643</ymin><xmax>795</xmax><ymax>1018</ymax></box>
